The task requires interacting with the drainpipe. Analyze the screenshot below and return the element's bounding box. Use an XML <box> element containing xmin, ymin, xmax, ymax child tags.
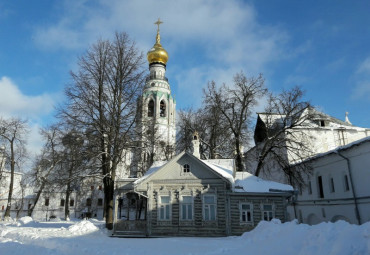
<box><xmin>335</xmin><ymin>151</ymin><xmax>361</xmax><ymax>224</ymax></box>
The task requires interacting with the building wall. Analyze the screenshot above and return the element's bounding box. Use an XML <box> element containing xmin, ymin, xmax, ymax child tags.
<box><xmin>293</xmin><ymin>139</ymin><xmax>370</xmax><ymax>225</ymax></box>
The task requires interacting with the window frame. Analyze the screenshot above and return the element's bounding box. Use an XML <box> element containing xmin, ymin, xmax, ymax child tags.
<box><xmin>180</xmin><ymin>195</ymin><xmax>194</xmax><ymax>221</ymax></box>
<box><xmin>158</xmin><ymin>195</ymin><xmax>171</xmax><ymax>221</ymax></box>
<box><xmin>262</xmin><ymin>204</ymin><xmax>274</xmax><ymax>221</ymax></box>
<box><xmin>60</xmin><ymin>199</ymin><xmax>65</xmax><ymax>207</ymax></box>
<box><xmin>183</xmin><ymin>164</ymin><xmax>190</xmax><ymax>173</ymax></box>
<box><xmin>344</xmin><ymin>174</ymin><xmax>350</xmax><ymax>191</ymax></box>
<box><xmin>203</xmin><ymin>194</ymin><xmax>217</xmax><ymax>221</ymax></box>
<box><xmin>239</xmin><ymin>202</ymin><xmax>253</xmax><ymax>224</ymax></box>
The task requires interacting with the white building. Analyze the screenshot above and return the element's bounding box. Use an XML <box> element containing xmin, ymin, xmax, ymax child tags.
<box><xmin>293</xmin><ymin>137</ymin><xmax>370</xmax><ymax>225</ymax></box>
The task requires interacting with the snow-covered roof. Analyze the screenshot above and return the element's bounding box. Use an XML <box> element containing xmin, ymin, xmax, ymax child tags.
<box><xmin>203</xmin><ymin>160</ymin><xmax>293</xmax><ymax>193</ymax></box>
<box><xmin>234</xmin><ymin>172</ymin><xmax>293</xmax><ymax>193</ymax></box>
<box><xmin>133</xmin><ymin>153</ymin><xmax>292</xmax><ymax>194</ymax></box>
<box><xmin>201</xmin><ymin>160</ymin><xmax>234</xmax><ymax>184</ymax></box>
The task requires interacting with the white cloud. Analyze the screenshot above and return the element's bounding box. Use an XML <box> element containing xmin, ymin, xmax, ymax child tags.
<box><xmin>0</xmin><ymin>77</ymin><xmax>57</xmax><ymax>160</ymax></box>
<box><xmin>0</xmin><ymin>77</ymin><xmax>55</xmax><ymax>119</ymax></box>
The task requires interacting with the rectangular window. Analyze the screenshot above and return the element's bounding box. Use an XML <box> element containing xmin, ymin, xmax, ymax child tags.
<box><xmin>70</xmin><ymin>199</ymin><xmax>74</xmax><ymax>207</ymax></box>
<box><xmin>60</xmin><ymin>199</ymin><xmax>65</xmax><ymax>207</ymax></box>
<box><xmin>45</xmin><ymin>198</ymin><xmax>49</xmax><ymax>207</ymax></box>
<box><xmin>308</xmin><ymin>181</ymin><xmax>312</xmax><ymax>195</ymax></box>
<box><xmin>91</xmin><ymin>186</ymin><xmax>94</xmax><ymax>191</ymax></box>
<box><xmin>318</xmin><ymin>176</ymin><xmax>324</xmax><ymax>198</ymax></box>
<box><xmin>344</xmin><ymin>175</ymin><xmax>350</xmax><ymax>191</ymax></box>
<box><xmin>240</xmin><ymin>203</ymin><xmax>253</xmax><ymax>223</ymax></box>
<box><xmin>98</xmin><ymin>185</ymin><xmax>102</xmax><ymax>190</ymax></box>
<box><xmin>262</xmin><ymin>204</ymin><xmax>273</xmax><ymax>221</ymax></box>
<box><xmin>86</xmin><ymin>198</ymin><xmax>92</xmax><ymax>206</ymax></box>
<box><xmin>98</xmin><ymin>198</ymin><xmax>103</xmax><ymax>206</ymax></box>
<box><xmin>159</xmin><ymin>196</ymin><xmax>170</xmax><ymax>220</ymax></box>
<box><xmin>181</xmin><ymin>196</ymin><xmax>193</xmax><ymax>220</ymax></box>
<box><xmin>330</xmin><ymin>178</ymin><xmax>335</xmax><ymax>193</ymax></box>
<box><xmin>203</xmin><ymin>195</ymin><xmax>216</xmax><ymax>221</ymax></box>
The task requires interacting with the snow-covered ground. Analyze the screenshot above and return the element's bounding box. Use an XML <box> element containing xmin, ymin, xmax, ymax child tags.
<box><xmin>1</xmin><ymin>217</ymin><xmax>369</xmax><ymax>255</ymax></box>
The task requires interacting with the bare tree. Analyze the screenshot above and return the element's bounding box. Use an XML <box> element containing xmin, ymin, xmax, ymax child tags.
<box><xmin>0</xmin><ymin>117</ymin><xmax>29</xmax><ymax>219</ymax></box>
<box><xmin>60</xmin><ymin>32</ymin><xmax>145</xmax><ymax>229</ymax></box>
<box><xmin>204</xmin><ymin>73</ymin><xmax>266</xmax><ymax>171</ymax></box>
<box><xmin>251</xmin><ymin>86</ymin><xmax>314</xmax><ymax>187</ymax></box>
<box><xmin>176</xmin><ymin>107</ymin><xmax>233</xmax><ymax>159</ymax></box>
<box><xmin>28</xmin><ymin>125</ymin><xmax>62</xmax><ymax>217</ymax></box>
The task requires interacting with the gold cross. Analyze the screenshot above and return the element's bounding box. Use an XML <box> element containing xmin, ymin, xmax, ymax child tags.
<box><xmin>154</xmin><ymin>18</ymin><xmax>163</xmax><ymax>32</ymax></box>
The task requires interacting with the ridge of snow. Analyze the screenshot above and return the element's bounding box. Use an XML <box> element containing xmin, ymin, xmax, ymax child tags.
<box><xmin>234</xmin><ymin>172</ymin><xmax>293</xmax><ymax>193</ymax></box>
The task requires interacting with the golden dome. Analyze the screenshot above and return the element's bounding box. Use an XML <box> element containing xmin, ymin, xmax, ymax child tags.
<box><xmin>147</xmin><ymin>19</ymin><xmax>169</xmax><ymax>65</ymax></box>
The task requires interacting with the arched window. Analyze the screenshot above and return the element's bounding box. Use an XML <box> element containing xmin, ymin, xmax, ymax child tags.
<box><xmin>160</xmin><ymin>100</ymin><xmax>166</xmax><ymax>117</ymax></box>
<box><xmin>148</xmin><ymin>100</ymin><xmax>154</xmax><ymax>117</ymax></box>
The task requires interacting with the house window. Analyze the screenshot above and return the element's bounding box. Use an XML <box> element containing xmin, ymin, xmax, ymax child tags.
<box><xmin>330</xmin><ymin>178</ymin><xmax>335</xmax><ymax>193</ymax></box>
<box><xmin>60</xmin><ymin>199</ymin><xmax>65</xmax><ymax>207</ymax></box>
<box><xmin>344</xmin><ymin>175</ymin><xmax>350</xmax><ymax>191</ymax></box>
<box><xmin>203</xmin><ymin>195</ymin><xmax>216</xmax><ymax>221</ymax></box>
<box><xmin>318</xmin><ymin>176</ymin><xmax>324</xmax><ymax>198</ymax></box>
<box><xmin>262</xmin><ymin>204</ymin><xmax>274</xmax><ymax>221</ymax></box>
<box><xmin>180</xmin><ymin>196</ymin><xmax>193</xmax><ymax>220</ymax></box>
<box><xmin>98</xmin><ymin>198</ymin><xmax>103</xmax><ymax>206</ymax></box>
<box><xmin>308</xmin><ymin>181</ymin><xmax>312</xmax><ymax>195</ymax></box>
<box><xmin>183</xmin><ymin>164</ymin><xmax>190</xmax><ymax>173</ymax></box>
<box><xmin>91</xmin><ymin>186</ymin><xmax>94</xmax><ymax>191</ymax></box>
<box><xmin>1</xmin><ymin>205</ymin><xmax>4</xmax><ymax>210</ymax></box>
<box><xmin>320</xmin><ymin>120</ymin><xmax>325</xmax><ymax>127</ymax></box>
<box><xmin>148</xmin><ymin>100</ymin><xmax>154</xmax><ymax>117</ymax></box>
<box><xmin>160</xmin><ymin>100</ymin><xmax>166</xmax><ymax>117</ymax></box>
<box><xmin>45</xmin><ymin>198</ymin><xmax>49</xmax><ymax>207</ymax></box>
<box><xmin>240</xmin><ymin>203</ymin><xmax>253</xmax><ymax>223</ymax></box>
<box><xmin>86</xmin><ymin>198</ymin><xmax>92</xmax><ymax>206</ymax></box>
<box><xmin>28</xmin><ymin>203</ymin><xmax>32</xmax><ymax>209</ymax></box>
<box><xmin>159</xmin><ymin>196</ymin><xmax>171</xmax><ymax>220</ymax></box>
<box><xmin>99</xmin><ymin>185</ymin><xmax>102</xmax><ymax>191</ymax></box>
<box><xmin>70</xmin><ymin>199</ymin><xmax>75</xmax><ymax>207</ymax></box>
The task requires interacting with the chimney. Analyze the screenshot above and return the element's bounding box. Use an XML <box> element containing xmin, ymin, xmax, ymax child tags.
<box><xmin>191</xmin><ymin>131</ymin><xmax>200</xmax><ymax>158</ymax></box>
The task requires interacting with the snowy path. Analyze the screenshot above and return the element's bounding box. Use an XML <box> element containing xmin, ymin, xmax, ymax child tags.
<box><xmin>1</xmin><ymin>217</ymin><xmax>369</xmax><ymax>255</ymax></box>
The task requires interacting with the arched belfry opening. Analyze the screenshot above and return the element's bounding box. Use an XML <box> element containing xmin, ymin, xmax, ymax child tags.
<box><xmin>160</xmin><ymin>100</ymin><xmax>166</xmax><ymax>117</ymax></box>
<box><xmin>148</xmin><ymin>99</ymin><xmax>154</xmax><ymax>117</ymax></box>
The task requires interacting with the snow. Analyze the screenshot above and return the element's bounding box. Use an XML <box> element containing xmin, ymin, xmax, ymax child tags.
<box><xmin>234</xmin><ymin>172</ymin><xmax>293</xmax><ymax>193</ymax></box>
<box><xmin>202</xmin><ymin>160</ymin><xmax>234</xmax><ymax>184</ymax></box>
<box><xmin>1</xmin><ymin>218</ymin><xmax>369</xmax><ymax>255</ymax></box>
<box><xmin>202</xmin><ymin>161</ymin><xmax>293</xmax><ymax>193</ymax></box>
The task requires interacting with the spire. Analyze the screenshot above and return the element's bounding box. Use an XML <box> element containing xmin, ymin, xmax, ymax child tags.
<box><xmin>147</xmin><ymin>18</ymin><xmax>169</xmax><ymax>65</ymax></box>
<box><xmin>154</xmin><ymin>18</ymin><xmax>163</xmax><ymax>44</ymax></box>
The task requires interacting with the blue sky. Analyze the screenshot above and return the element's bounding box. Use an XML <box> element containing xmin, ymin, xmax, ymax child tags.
<box><xmin>1</xmin><ymin>0</ymin><xmax>370</xmax><ymax>155</ymax></box>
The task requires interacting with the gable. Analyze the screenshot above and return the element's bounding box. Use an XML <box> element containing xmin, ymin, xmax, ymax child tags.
<box><xmin>135</xmin><ymin>152</ymin><xmax>230</xmax><ymax>189</ymax></box>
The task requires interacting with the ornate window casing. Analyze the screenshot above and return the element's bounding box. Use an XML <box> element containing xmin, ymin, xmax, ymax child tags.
<box><xmin>158</xmin><ymin>195</ymin><xmax>171</xmax><ymax>221</ymax></box>
<box><xmin>148</xmin><ymin>99</ymin><xmax>155</xmax><ymax>117</ymax></box>
<box><xmin>180</xmin><ymin>195</ymin><xmax>193</xmax><ymax>221</ymax></box>
<box><xmin>203</xmin><ymin>194</ymin><xmax>217</xmax><ymax>221</ymax></box>
<box><xmin>239</xmin><ymin>202</ymin><xmax>253</xmax><ymax>224</ymax></box>
<box><xmin>261</xmin><ymin>204</ymin><xmax>274</xmax><ymax>221</ymax></box>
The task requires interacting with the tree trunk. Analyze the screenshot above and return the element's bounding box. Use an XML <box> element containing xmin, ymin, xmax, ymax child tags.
<box><xmin>4</xmin><ymin>141</ymin><xmax>15</xmax><ymax>218</ymax></box>
<box><xmin>28</xmin><ymin>180</ymin><xmax>46</xmax><ymax>217</ymax></box>
<box><xmin>235</xmin><ymin>136</ymin><xmax>244</xmax><ymax>172</ymax></box>
<box><xmin>65</xmin><ymin>184</ymin><xmax>71</xmax><ymax>220</ymax></box>
<box><xmin>103</xmin><ymin>176</ymin><xmax>114</xmax><ymax>229</ymax></box>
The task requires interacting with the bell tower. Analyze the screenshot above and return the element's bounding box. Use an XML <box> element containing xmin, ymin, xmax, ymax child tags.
<box><xmin>138</xmin><ymin>19</ymin><xmax>176</xmax><ymax>174</ymax></box>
